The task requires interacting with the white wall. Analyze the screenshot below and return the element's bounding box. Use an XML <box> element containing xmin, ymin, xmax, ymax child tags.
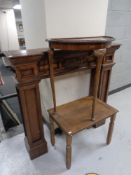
<box><xmin>20</xmin><ymin>0</ymin><xmax>109</xmax><ymax>122</ymax></box>
<box><xmin>20</xmin><ymin>0</ymin><xmax>47</xmax><ymax>49</ymax></box>
<box><xmin>106</xmin><ymin>0</ymin><xmax>131</xmax><ymax>90</ymax></box>
<box><xmin>0</xmin><ymin>10</ymin><xmax>19</xmax><ymax>51</ymax></box>
<box><xmin>39</xmin><ymin>71</ymin><xmax>91</xmax><ymax>111</ymax></box>
<box><xmin>44</xmin><ymin>0</ymin><xmax>109</xmax><ymax>38</ymax></box>
<box><xmin>20</xmin><ymin>0</ymin><xmax>109</xmax><ymax>48</ymax></box>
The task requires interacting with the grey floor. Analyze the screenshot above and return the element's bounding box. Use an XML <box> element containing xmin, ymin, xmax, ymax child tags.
<box><xmin>0</xmin><ymin>87</ymin><xmax>131</xmax><ymax>175</ymax></box>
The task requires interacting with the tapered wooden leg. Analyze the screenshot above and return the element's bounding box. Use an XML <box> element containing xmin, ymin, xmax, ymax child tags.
<box><xmin>66</xmin><ymin>135</ymin><xmax>72</xmax><ymax>169</ymax></box>
<box><xmin>91</xmin><ymin>50</ymin><xmax>104</xmax><ymax>121</ymax></box>
<box><xmin>107</xmin><ymin>114</ymin><xmax>116</xmax><ymax>145</ymax></box>
<box><xmin>50</xmin><ymin>117</ymin><xmax>55</xmax><ymax>146</ymax></box>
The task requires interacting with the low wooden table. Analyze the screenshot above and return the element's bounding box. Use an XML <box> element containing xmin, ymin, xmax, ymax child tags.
<box><xmin>3</xmin><ymin>38</ymin><xmax>120</xmax><ymax>159</ymax></box>
<box><xmin>49</xmin><ymin>96</ymin><xmax>118</xmax><ymax>134</ymax></box>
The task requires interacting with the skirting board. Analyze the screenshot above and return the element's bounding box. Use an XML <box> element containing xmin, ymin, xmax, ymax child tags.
<box><xmin>109</xmin><ymin>83</ymin><xmax>131</xmax><ymax>95</ymax></box>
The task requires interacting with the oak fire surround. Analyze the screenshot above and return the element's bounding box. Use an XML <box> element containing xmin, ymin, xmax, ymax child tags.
<box><xmin>4</xmin><ymin>43</ymin><xmax>120</xmax><ymax>159</ymax></box>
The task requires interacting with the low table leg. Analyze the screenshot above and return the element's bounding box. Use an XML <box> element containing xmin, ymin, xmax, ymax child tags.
<box><xmin>107</xmin><ymin>114</ymin><xmax>116</xmax><ymax>145</ymax></box>
<box><xmin>66</xmin><ymin>135</ymin><xmax>72</xmax><ymax>169</ymax></box>
<box><xmin>50</xmin><ymin>117</ymin><xmax>55</xmax><ymax>146</ymax></box>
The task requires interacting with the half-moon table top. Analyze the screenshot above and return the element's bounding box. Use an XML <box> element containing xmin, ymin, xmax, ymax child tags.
<box><xmin>47</xmin><ymin>36</ymin><xmax>115</xmax><ymax>51</ymax></box>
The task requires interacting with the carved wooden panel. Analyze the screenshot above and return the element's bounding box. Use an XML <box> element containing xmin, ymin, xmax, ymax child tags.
<box><xmin>99</xmin><ymin>68</ymin><xmax>112</xmax><ymax>102</ymax></box>
<box><xmin>16</xmin><ymin>64</ymin><xmax>38</xmax><ymax>82</ymax></box>
<box><xmin>24</xmin><ymin>88</ymin><xmax>41</xmax><ymax>142</ymax></box>
<box><xmin>17</xmin><ymin>79</ymin><xmax>48</xmax><ymax>159</ymax></box>
<box><xmin>37</xmin><ymin>51</ymin><xmax>96</xmax><ymax>78</ymax></box>
<box><xmin>18</xmin><ymin>83</ymin><xmax>43</xmax><ymax>144</ymax></box>
<box><xmin>37</xmin><ymin>53</ymin><xmax>49</xmax><ymax>76</ymax></box>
